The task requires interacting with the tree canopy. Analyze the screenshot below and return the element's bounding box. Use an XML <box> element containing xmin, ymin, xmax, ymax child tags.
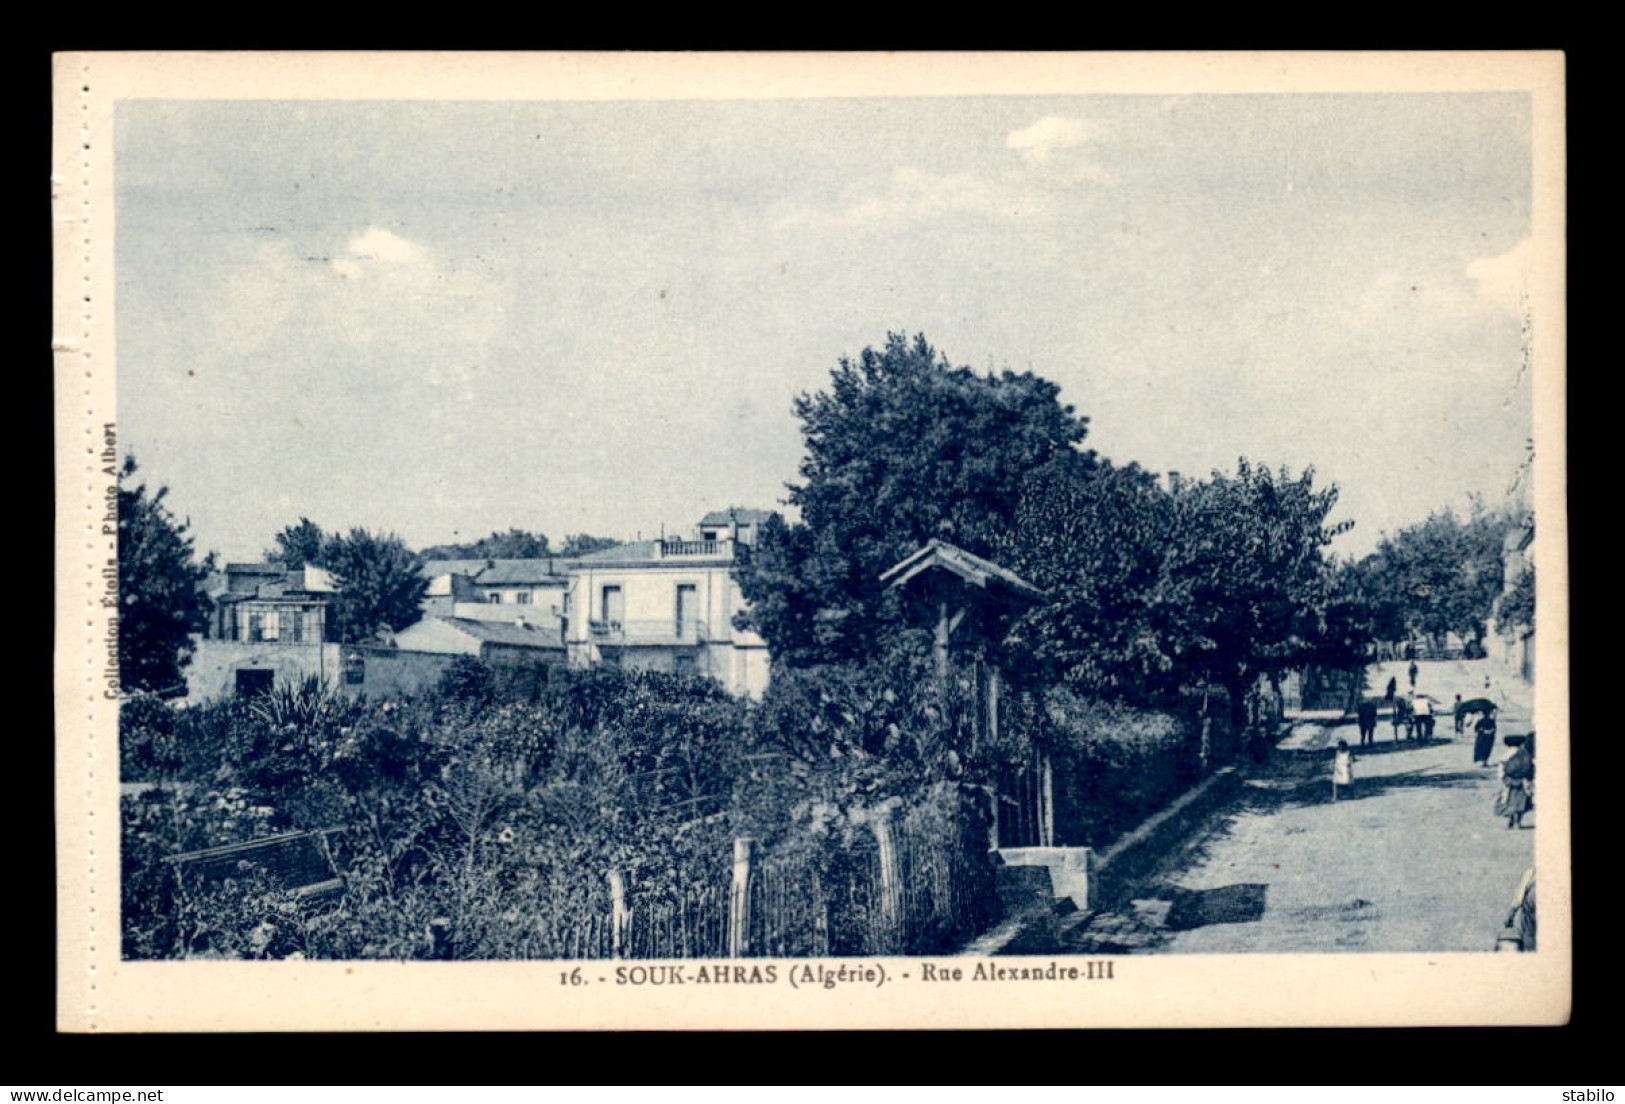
<box><xmin>735</xmin><ymin>333</ymin><xmax>1095</xmax><ymax>666</ymax></box>
<box><xmin>321</xmin><ymin>528</ymin><xmax>429</xmax><ymax>644</ymax></box>
<box><xmin>421</xmin><ymin>528</ymin><xmax>554</xmax><ymax>561</ymax></box>
<box><xmin>117</xmin><ymin>456</ymin><xmax>214</xmax><ymax>696</ymax></box>
<box><xmin>1353</xmin><ymin>506</ymin><xmax>1508</xmax><ymax>646</ymax></box>
<box><xmin>265</xmin><ymin>517</ymin><xmax>329</xmax><ymax>569</ymax></box>
<box><xmin>1156</xmin><ymin>461</ymin><xmax>1356</xmax><ymax>701</ymax></box>
<box><xmin>557</xmin><ymin>533</ymin><xmax>623</xmax><ymax>558</ymax></box>
<box><xmin>1008</xmin><ymin>457</ymin><xmax>1359</xmax><ymax>711</ymax></box>
<box><xmin>1005</xmin><ymin>458</ymin><xmax>1180</xmax><ymax>699</ymax></box>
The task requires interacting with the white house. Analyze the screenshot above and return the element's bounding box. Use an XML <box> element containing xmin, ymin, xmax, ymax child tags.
<box><xmin>563</xmin><ymin>512</ymin><xmax>771</xmax><ymax>697</ymax></box>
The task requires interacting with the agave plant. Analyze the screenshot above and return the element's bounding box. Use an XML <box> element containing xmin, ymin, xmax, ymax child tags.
<box><xmin>248</xmin><ymin>675</ymin><xmax>349</xmax><ymax>730</ymax></box>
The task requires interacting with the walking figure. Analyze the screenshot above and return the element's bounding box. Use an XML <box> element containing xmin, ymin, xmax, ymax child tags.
<box><xmin>1453</xmin><ymin>693</ymin><xmax>1465</xmax><ymax>735</ymax></box>
<box><xmin>1391</xmin><ymin>695</ymin><xmax>1412</xmax><ymax>741</ymax></box>
<box><xmin>1384</xmin><ymin>676</ymin><xmax>1398</xmax><ymax>702</ymax></box>
<box><xmin>1356</xmin><ymin>699</ymin><xmax>1378</xmax><ymax>747</ymax></box>
<box><xmin>1473</xmin><ymin>710</ymin><xmax>1498</xmax><ymax>767</ymax></box>
<box><xmin>1496</xmin><ymin>734</ymin><xmax>1535</xmax><ymax>830</ymax></box>
<box><xmin>1407</xmin><ymin>659</ymin><xmax>1419</xmax><ymax>690</ymax></box>
<box><xmin>1331</xmin><ymin>739</ymin><xmax>1355</xmax><ymax>801</ymax></box>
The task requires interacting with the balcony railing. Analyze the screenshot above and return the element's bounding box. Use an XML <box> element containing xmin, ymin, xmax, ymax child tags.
<box><xmin>588</xmin><ymin>619</ymin><xmax>708</xmax><ymax>645</ymax></box>
<box><xmin>658</xmin><ymin>539</ymin><xmax>728</xmax><ymax>558</ymax></box>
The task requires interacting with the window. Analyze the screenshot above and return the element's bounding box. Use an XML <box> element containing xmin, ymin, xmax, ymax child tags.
<box><xmin>247</xmin><ymin>613</ymin><xmax>264</xmax><ymax>642</ymax></box>
<box><xmin>675</xmin><ymin>583</ymin><xmax>697</xmax><ymax>637</ymax></box>
<box><xmin>515</xmin><ymin>592</ymin><xmax>532</xmax><ymax>605</ymax></box>
<box><xmin>488</xmin><ymin>592</ymin><xmax>504</xmax><ymax>604</ymax></box>
<box><xmin>343</xmin><ymin>654</ymin><xmax>365</xmax><ymax>686</ymax></box>
<box><xmin>601</xmin><ymin>585</ymin><xmax>624</xmax><ymax>624</ymax></box>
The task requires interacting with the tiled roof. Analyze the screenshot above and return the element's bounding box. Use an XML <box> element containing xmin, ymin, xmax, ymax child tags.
<box><xmin>698</xmin><ymin>507</ymin><xmax>776</xmax><ymax>527</ymax></box>
<box><xmin>420</xmin><ymin>559</ymin><xmax>493</xmax><ymax>579</ymax></box>
<box><xmin>422</xmin><ymin>558</ymin><xmax>578</xmax><ymax>585</ymax></box>
<box><xmin>571</xmin><ymin>540</ymin><xmax>664</xmax><ymax>564</ymax></box>
<box><xmin>475</xmin><ymin>559</ymin><xmax>575</xmax><ymax>585</ymax></box>
<box><xmin>438</xmin><ymin>617</ymin><xmax>563</xmax><ymax>649</ymax></box>
<box><xmin>214</xmin><ymin>563</ymin><xmax>333</xmax><ymax>601</ymax></box>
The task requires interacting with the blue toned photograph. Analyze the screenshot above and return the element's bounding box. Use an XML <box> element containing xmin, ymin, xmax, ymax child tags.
<box><xmin>112</xmin><ymin>92</ymin><xmax>1539</xmax><ymax>962</ymax></box>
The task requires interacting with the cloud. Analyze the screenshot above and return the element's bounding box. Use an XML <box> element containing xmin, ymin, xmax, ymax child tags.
<box><xmin>1006</xmin><ymin>115</ymin><xmax>1110</xmax><ymax>165</ymax></box>
<box><xmin>839</xmin><ymin>167</ymin><xmax>1051</xmax><ymax>223</ymax></box>
<box><xmin>1466</xmin><ymin>236</ymin><xmax>1532</xmax><ymax>316</ymax></box>
<box><xmin>330</xmin><ymin>226</ymin><xmax>427</xmax><ymax>281</ymax></box>
<box><xmin>207</xmin><ymin>226</ymin><xmax>509</xmax><ymax>375</ymax></box>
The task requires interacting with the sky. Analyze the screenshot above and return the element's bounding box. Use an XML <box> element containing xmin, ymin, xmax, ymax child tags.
<box><xmin>115</xmin><ymin>94</ymin><xmax>1534</xmax><ymax>563</ymax></box>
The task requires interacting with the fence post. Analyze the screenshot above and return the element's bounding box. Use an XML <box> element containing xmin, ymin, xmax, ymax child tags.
<box><xmin>873</xmin><ymin>805</ymin><xmax>903</xmax><ymax>953</ymax></box>
<box><xmin>608</xmin><ymin>868</ymin><xmax>629</xmax><ymax>959</ymax></box>
<box><xmin>728</xmin><ymin>837</ymin><xmax>756</xmax><ymax>958</ymax></box>
<box><xmin>987</xmin><ymin>783</ymin><xmax>1001</xmax><ymax>851</ymax></box>
<box><xmin>1040</xmin><ymin>753</ymin><xmax>1055</xmax><ymax>848</ymax></box>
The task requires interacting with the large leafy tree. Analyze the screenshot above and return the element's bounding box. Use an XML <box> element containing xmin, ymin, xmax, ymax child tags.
<box><xmin>117</xmin><ymin>456</ymin><xmax>214</xmax><ymax>695</ymax></box>
<box><xmin>1356</xmin><ymin>506</ymin><xmax>1508</xmax><ymax>647</ymax></box>
<box><xmin>1157</xmin><ymin>460</ymin><xmax>1356</xmax><ymax>714</ymax></box>
<box><xmin>1004</xmin><ymin>458</ymin><xmax>1181</xmax><ymax>700</ymax></box>
<box><xmin>322</xmin><ymin>528</ymin><xmax>429</xmax><ymax>643</ymax></box>
<box><xmin>736</xmin><ymin>333</ymin><xmax>1094</xmax><ymax>666</ymax></box>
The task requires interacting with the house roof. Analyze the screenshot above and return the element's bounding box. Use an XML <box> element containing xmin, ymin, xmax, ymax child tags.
<box><xmin>698</xmin><ymin>507</ymin><xmax>776</xmax><ymax>528</ymax></box>
<box><xmin>224</xmin><ymin>562</ymin><xmax>287</xmax><ymax>576</ymax></box>
<box><xmin>420</xmin><ymin>559</ymin><xmax>495</xmax><ymax>579</ymax></box>
<box><xmin>214</xmin><ymin>563</ymin><xmax>334</xmax><ymax>601</ymax></box>
<box><xmin>435</xmin><ymin>617</ymin><xmax>563</xmax><ymax>649</ymax></box>
<box><xmin>571</xmin><ymin>540</ymin><xmax>664</xmax><ymax>564</ymax></box>
<box><xmin>420</xmin><ymin>558</ymin><xmax>576</xmax><ymax>585</ymax></box>
<box><xmin>879</xmin><ymin>539</ymin><xmax>1045</xmax><ymax>604</ymax></box>
<box><xmin>475</xmin><ymin>559</ymin><xmax>575</xmax><ymax>585</ymax></box>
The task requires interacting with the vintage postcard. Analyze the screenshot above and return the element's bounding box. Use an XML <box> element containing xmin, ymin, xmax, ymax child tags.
<box><xmin>53</xmin><ymin>51</ymin><xmax>1568</xmax><ymax>1031</ymax></box>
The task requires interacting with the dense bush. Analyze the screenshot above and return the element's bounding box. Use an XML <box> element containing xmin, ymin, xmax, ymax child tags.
<box><xmin>1038</xmin><ymin>687</ymin><xmax>1203</xmax><ymax>846</ymax></box>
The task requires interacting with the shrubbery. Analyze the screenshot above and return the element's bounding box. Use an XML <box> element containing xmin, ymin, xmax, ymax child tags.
<box><xmin>122</xmin><ymin>654</ymin><xmax>1234</xmax><ymax>959</ymax></box>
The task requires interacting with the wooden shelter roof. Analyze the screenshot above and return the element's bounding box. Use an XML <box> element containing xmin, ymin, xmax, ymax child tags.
<box><xmin>879</xmin><ymin>539</ymin><xmax>1045</xmax><ymax>604</ymax></box>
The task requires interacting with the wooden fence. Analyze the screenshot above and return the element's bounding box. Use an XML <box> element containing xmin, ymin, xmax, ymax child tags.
<box><xmin>528</xmin><ymin>798</ymin><xmax>996</xmax><ymax>960</ymax></box>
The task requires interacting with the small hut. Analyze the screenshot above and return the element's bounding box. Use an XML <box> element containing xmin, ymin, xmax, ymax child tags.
<box><xmin>880</xmin><ymin>539</ymin><xmax>1050</xmax><ymax>846</ymax></box>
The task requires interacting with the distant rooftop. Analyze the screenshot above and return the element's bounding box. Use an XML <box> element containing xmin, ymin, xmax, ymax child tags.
<box><xmin>419</xmin><ymin>558</ymin><xmax>493</xmax><ymax>579</ymax></box>
<box><xmin>698</xmin><ymin>508</ymin><xmax>776</xmax><ymax>528</ymax></box>
<box><xmin>420</xmin><ymin>558</ymin><xmax>576</xmax><ymax>585</ymax></box>
<box><xmin>571</xmin><ymin>540</ymin><xmax>664</xmax><ymax>564</ymax></box>
<box><xmin>475</xmin><ymin>559</ymin><xmax>576</xmax><ymax>585</ymax></box>
<box><xmin>216</xmin><ymin>563</ymin><xmax>335</xmax><ymax>598</ymax></box>
<box><xmin>435</xmin><ymin>617</ymin><xmax>564</xmax><ymax>649</ymax></box>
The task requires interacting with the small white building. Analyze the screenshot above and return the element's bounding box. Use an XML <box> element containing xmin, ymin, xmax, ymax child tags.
<box><xmin>393</xmin><ymin>615</ymin><xmax>567</xmax><ymax>666</ymax></box>
<box><xmin>420</xmin><ymin>558</ymin><xmax>573</xmax><ymax>625</ymax></box>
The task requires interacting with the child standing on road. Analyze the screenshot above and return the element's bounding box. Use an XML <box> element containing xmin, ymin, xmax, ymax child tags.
<box><xmin>1331</xmin><ymin>739</ymin><xmax>1355</xmax><ymax>802</ymax></box>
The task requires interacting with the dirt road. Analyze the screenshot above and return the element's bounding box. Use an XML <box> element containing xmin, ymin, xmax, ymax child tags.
<box><xmin>1064</xmin><ymin>659</ymin><xmax>1537</xmax><ymax>954</ymax></box>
